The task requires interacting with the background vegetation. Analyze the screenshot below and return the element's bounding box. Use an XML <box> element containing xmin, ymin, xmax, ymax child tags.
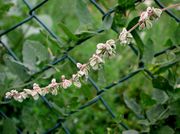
<box><xmin>0</xmin><ymin>0</ymin><xmax>179</xmax><ymax>133</ymax></box>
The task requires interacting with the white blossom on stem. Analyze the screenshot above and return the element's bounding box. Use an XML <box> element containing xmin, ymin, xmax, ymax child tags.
<box><xmin>41</xmin><ymin>87</ymin><xmax>50</xmax><ymax>96</ymax></box>
<box><xmin>119</xmin><ymin>28</ymin><xmax>133</xmax><ymax>45</ymax></box>
<box><xmin>96</xmin><ymin>39</ymin><xmax>116</xmax><ymax>57</ymax></box>
<box><xmin>89</xmin><ymin>54</ymin><xmax>104</xmax><ymax>70</ymax></box>
<box><xmin>60</xmin><ymin>75</ymin><xmax>72</xmax><ymax>89</ymax></box>
<box><xmin>77</xmin><ymin>63</ymin><xmax>89</xmax><ymax>79</ymax></box>
<box><xmin>47</xmin><ymin>78</ymin><xmax>58</xmax><ymax>95</ymax></box>
<box><xmin>72</xmin><ymin>74</ymin><xmax>81</xmax><ymax>88</ymax></box>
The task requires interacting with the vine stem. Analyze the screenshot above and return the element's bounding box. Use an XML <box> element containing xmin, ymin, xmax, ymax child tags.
<box><xmin>128</xmin><ymin>22</ymin><xmax>141</xmax><ymax>33</ymax></box>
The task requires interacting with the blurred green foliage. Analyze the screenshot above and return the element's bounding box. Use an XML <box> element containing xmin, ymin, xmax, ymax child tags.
<box><xmin>0</xmin><ymin>0</ymin><xmax>179</xmax><ymax>133</ymax></box>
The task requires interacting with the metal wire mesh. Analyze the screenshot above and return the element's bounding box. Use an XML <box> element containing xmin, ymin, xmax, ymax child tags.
<box><xmin>0</xmin><ymin>0</ymin><xmax>179</xmax><ymax>133</ymax></box>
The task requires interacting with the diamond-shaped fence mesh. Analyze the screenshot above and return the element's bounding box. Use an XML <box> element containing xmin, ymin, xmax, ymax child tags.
<box><xmin>0</xmin><ymin>0</ymin><xmax>179</xmax><ymax>133</ymax></box>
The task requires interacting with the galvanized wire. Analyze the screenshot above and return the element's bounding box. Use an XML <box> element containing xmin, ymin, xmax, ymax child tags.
<box><xmin>0</xmin><ymin>0</ymin><xmax>179</xmax><ymax>133</ymax></box>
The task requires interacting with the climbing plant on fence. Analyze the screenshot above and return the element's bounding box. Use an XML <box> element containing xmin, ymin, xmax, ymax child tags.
<box><xmin>0</xmin><ymin>0</ymin><xmax>179</xmax><ymax>133</ymax></box>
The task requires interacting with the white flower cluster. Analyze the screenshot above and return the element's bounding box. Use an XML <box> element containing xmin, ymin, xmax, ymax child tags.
<box><xmin>119</xmin><ymin>28</ymin><xmax>133</xmax><ymax>45</ymax></box>
<box><xmin>5</xmin><ymin>77</ymin><xmax>71</xmax><ymax>102</ymax></box>
<box><xmin>89</xmin><ymin>39</ymin><xmax>116</xmax><ymax>70</ymax></box>
<box><xmin>5</xmin><ymin>39</ymin><xmax>117</xmax><ymax>102</ymax></box>
<box><xmin>5</xmin><ymin>29</ymin><xmax>134</xmax><ymax>102</ymax></box>
<box><xmin>139</xmin><ymin>7</ymin><xmax>162</xmax><ymax>30</ymax></box>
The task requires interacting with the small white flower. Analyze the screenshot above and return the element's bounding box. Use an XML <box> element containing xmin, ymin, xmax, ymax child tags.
<box><xmin>33</xmin><ymin>83</ymin><xmax>41</xmax><ymax>92</ymax></box>
<box><xmin>106</xmin><ymin>39</ymin><xmax>116</xmax><ymax>49</ymax></box>
<box><xmin>24</xmin><ymin>88</ymin><xmax>39</xmax><ymax>100</ymax></box>
<box><xmin>51</xmin><ymin>88</ymin><xmax>58</xmax><ymax>95</ymax></box>
<box><xmin>89</xmin><ymin>54</ymin><xmax>104</xmax><ymax>70</ymax></box>
<box><xmin>96</xmin><ymin>41</ymin><xmax>115</xmax><ymax>57</ymax></box>
<box><xmin>96</xmin><ymin>43</ymin><xmax>106</xmax><ymax>55</ymax></box>
<box><xmin>41</xmin><ymin>88</ymin><xmax>49</xmax><ymax>96</ymax></box>
<box><xmin>20</xmin><ymin>92</ymin><xmax>28</xmax><ymax>99</ymax></box>
<box><xmin>5</xmin><ymin>92</ymin><xmax>13</xmax><ymax>99</ymax></box>
<box><xmin>5</xmin><ymin>90</ymin><xmax>19</xmax><ymax>99</ymax></box>
<box><xmin>139</xmin><ymin>11</ymin><xmax>149</xmax><ymax>22</ymax></box>
<box><xmin>32</xmin><ymin>93</ymin><xmax>39</xmax><ymax>100</ymax></box>
<box><xmin>23</xmin><ymin>89</ymin><xmax>32</xmax><ymax>95</ymax></box>
<box><xmin>119</xmin><ymin>28</ymin><xmax>133</xmax><ymax>45</ymax></box>
<box><xmin>60</xmin><ymin>75</ymin><xmax>72</xmax><ymax>89</ymax></box>
<box><xmin>72</xmin><ymin>74</ymin><xmax>81</xmax><ymax>88</ymax></box>
<box><xmin>153</xmin><ymin>8</ymin><xmax>162</xmax><ymax>18</ymax></box>
<box><xmin>77</xmin><ymin>63</ymin><xmax>89</xmax><ymax>79</ymax></box>
<box><xmin>13</xmin><ymin>93</ymin><xmax>23</xmax><ymax>102</ymax></box>
<box><xmin>33</xmin><ymin>83</ymin><xmax>46</xmax><ymax>97</ymax></box>
<box><xmin>48</xmin><ymin>78</ymin><xmax>58</xmax><ymax>88</ymax></box>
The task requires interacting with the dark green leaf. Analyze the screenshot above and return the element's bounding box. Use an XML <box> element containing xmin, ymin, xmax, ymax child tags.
<box><xmin>169</xmin><ymin>99</ymin><xmax>180</xmax><ymax>116</ymax></box>
<box><xmin>118</xmin><ymin>0</ymin><xmax>135</xmax><ymax>11</ymax></box>
<box><xmin>164</xmin><ymin>39</ymin><xmax>173</xmax><ymax>47</ymax></box>
<box><xmin>2</xmin><ymin>119</ymin><xmax>16</xmax><ymax>134</ymax></box>
<box><xmin>113</xmin><ymin>6</ymin><xmax>127</xmax><ymax>28</ymax></box>
<box><xmin>153</xmin><ymin>60</ymin><xmax>179</xmax><ymax>74</ymax></box>
<box><xmin>140</xmin><ymin>92</ymin><xmax>156</xmax><ymax>107</ymax></box>
<box><xmin>156</xmin><ymin>126</ymin><xmax>174</xmax><ymax>134</ymax></box>
<box><xmin>0</xmin><ymin>1</ymin><xmax>14</xmax><ymax>18</ymax></box>
<box><xmin>152</xmin><ymin>76</ymin><xmax>174</xmax><ymax>91</ymax></box>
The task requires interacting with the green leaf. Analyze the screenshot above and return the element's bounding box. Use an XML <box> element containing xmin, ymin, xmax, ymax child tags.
<box><xmin>172</xmin><ymin>88</ymin><xmax>180</xmax><ymax>101</ymax></box>
<box><xmin>127</xmin><ymin>17</ymin><xmax>144</xmax><ymax>59</ymax></box>
<box><xmin>0</xmin><ymin>1</ymin><xmax>14</xmax><ymax>18</ymax></box>
<box><xmin>152</xmin><ymin>89</ymin><xmax>169</xmax><ymax>104</ymax></box>
<box><xmin>140</xmin><ymin>92</ymin><xmax>156</xmax><ymax>107</ymax></box>
<box><xmin>69</xmin><ymin>97</ymin><xmax>80</xmax><ymax>109</ymax></box>
<box><xmin>142</xmin><ymin>39</ymin><xmax>154</xmax><ymax>64</ymax></box>
<box><xmin>169</xmin><ymin>99</ymin><xmax>180</xmax><ymax>116</ymax></box>
<box><xmin>2</xmin><ymin>119</ymin><xmax>16</xmax><ymax>134</ymax></box>
<box><xmin>164</xmin><ymin>39</ymin><xmax>173</xmax><ymax>47</ymax></box>
<box><xmin>4</xmin><ymin>56</ymin><xmax>30</xmax><ymax>81</ymax></box>
<box><xmin>156</xmin><ymin>126</ymin><xmax>174</xmax><ymax>134</ymax></box>
<box><xmin>152</xmin><ymin>76</ymin><xmax>174</xmax><ymax>92</ymax></box>
<box><xmin>123</xmin><ymin>93</ymin><xmax>144</xmax><ymax>118</ymax></box>
<box><xmin>58</xmin><ymin>22</ymin><xmax>78</xmax><ymax>41</ymax></box>
<box><xmin>23</xmin><ymin>40</ymin><xmax>49</xmax><ymax>72</ymax></box>
<box><xmin>103</xmin><ymin>14</ymin><xmax>113</xmax><ymax>30</ymax></box>
<box><xmin>146</xmin><ymin>104</ymin><xmax>165</xmax><ymax>123</ymax></box>
<box><xmin>118</xmin><ymin>0</ymin><xmax>135</xmax><ymax>11</ymax></box>
<box><xmin>122</xmin><ymin>130</ymin><xmax>139</xmax><ymax>134</ymax></box>
<box><xmin>75</xmin><ymin>0</ymin><xmax>92</xmax><ymax>24</ymax></box>
<box><xmin>113</xmin><ymin>6</ymin><xmax>127</xmax><ymax>28</ymax></box>
<box><xmin>75</xmin><ymin>30</ymin><xmax>98</xmax><ymax>43</ymax></box>
<box><xmin>153</xmin><ymin>60</ymin><xmax>179</xmax><ymax>74</ymax></box>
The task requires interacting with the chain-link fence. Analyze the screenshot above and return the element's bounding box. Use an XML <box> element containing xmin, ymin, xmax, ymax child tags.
<box><xmin>0</xmin><ymin>0</ymin><xmax>179</xmax><ymax>133</ymax></box>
